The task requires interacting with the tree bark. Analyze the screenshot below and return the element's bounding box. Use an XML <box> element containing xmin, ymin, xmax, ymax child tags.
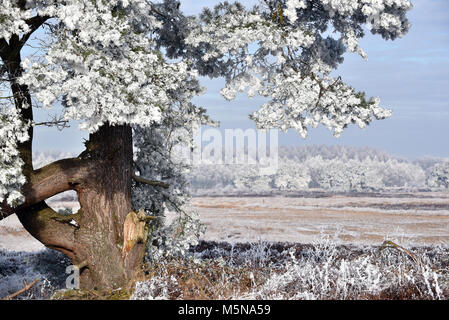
<box><xmin>16</xmin><ymin>124</ymin><xmax>146</xmax><ymax>291</ymax></box>
<box><xmin>69</xmin><ymin>124</ymin><xmax>146</xmax><ymax>290</ymax></box>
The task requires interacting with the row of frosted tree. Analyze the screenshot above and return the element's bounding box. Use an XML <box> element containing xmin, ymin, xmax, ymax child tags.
<box><xmin>34</xmin><ymin>146</ymin><xmax>449</xmax><ymax>196</ymax></box>
<box><xmin>188</xmin><ymin>145</ymin><xmax>449</xmax><ymax>194</ymax></box>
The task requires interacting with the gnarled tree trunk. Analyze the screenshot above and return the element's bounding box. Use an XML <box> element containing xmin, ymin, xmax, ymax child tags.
<box><xmin>16</xmin><ymin>124</ymin><xmax>146</xmax><ymax>291</ymax></box>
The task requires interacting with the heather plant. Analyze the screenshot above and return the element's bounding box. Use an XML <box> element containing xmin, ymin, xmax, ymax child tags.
<box><xmin>239</xmin><ymin>237</ymin><xmax>448</xmax><ymax>300</ymax></box>
<box><xmin>129</xmin><ymin>236</ymin><xmax>449</xmax><ymax>300</ymax></box>
<box><xmin>2</xmin><ymin>236</ymin><xmax>448</xmax><ymax>300</ymax></box>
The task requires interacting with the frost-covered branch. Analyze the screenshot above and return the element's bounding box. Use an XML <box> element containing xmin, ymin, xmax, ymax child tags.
<box><xmin>181</xmin><ymin>0</ymin><xmax>411</xmax><ymax>137</ymax></box>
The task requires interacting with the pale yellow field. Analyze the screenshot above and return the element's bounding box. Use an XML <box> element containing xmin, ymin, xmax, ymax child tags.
<box><xmin>1</xmin><ymin>192</ymin><xmax>449</xmax><ymax>251</ymax></box>
<box><xmin>188</xmin><ymin>193</ymin><xmax>449</xmax><ymax>245</ymax></box>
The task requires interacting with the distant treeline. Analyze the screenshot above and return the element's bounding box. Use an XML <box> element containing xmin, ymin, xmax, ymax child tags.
<box><xmin>33</xmin><ymin>146</ymin><xmax>449</xmax><ymax>198</ymax></box>
<box><xmin>188</xmin><ymin>145</ymin><xmax>449</xmax><ymax>195</ymax></box>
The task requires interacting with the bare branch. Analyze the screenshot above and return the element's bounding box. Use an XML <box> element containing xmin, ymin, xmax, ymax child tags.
<box><xmin>33</xmin><ymin>119</ymin><xmax>70</xmax><ymax>130</ymax></box>
<box><xmin>1</xmin><ymin>157</ymin><xmax>94</xmax><ymax>221</ymax></box>
<box><xmin>132</xmin><ymin>174</ymin><xmax>169</xmax><ymax>189</ymax></box>
<box><xmin>1</xmin><ymin>279</ymin><xmax>39</xmax><ymax>300</ymax></box>
<box><xmin>16</xmin><ymin>202</ymin><xmax>79</xmax><ymax>259</ymax></box>
<box><xmin>74</xmin><ymin>260</ymin><xmax>88</xmax><ymax>270</ymax></box>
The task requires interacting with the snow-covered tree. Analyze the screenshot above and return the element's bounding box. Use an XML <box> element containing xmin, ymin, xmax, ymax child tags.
<box><xmin>307</xmin><ymin>156</ymin><xmax>354</xmax><ymax>190</ymax></box>
<box><xmin>427</xmin><ymin>162</ymin><xmax>449</xmax><ymax>189</ymax></box>
<box><xmin>187</xmin><ymin>147</ymin><xmax>428</xmax><ymax>194</ymax></box>
<box><xmin>381</xmin><ymin>158</ymin><xmax>425</xmax><ymax>188</ymax></box>
<box><xmin>273</xmin><ymin>158</ymin><xmax>311</xmax><ymax>191</ymax></box>
<box><xmin>0</xmin><ymin>0</ymin><xmax>412</xmax><ymax>290</ymax></box>
<box><xmin>234</xmin><ymin>164</ymin><xmax>275</xmax><ymax>193</ymax></box>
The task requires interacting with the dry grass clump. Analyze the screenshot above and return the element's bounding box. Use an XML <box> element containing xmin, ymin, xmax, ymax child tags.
<box><xmin>51</xmin><ymin>288</ymin><xmax>131</xmax><ymax>300</ymax></box>
<box><xmin>132</xmin><ymin>258</ymin><xmax>267</xmax><ymax>300</ymax></box>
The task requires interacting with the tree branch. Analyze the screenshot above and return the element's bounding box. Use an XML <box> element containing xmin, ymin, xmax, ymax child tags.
<box><xmin>33</xmin><ymin>119</ymin><xmax>70</xmax><ymax>130</ymax></box>
<box><xmin>1</xmin><ymin>279</ymin><xmax>39</xmax><ymax>300</ymax></box>
<box><xmin>20</xmin><ymin>16</ymin><xmax>50</xmax><ymax>50</ymax></box>
<box><xmin>1</xmin><ymin>157</ymin><xmax>94</xmax><ymax>221</ymax></box>
<box><xmin>6</xmin><ymin>15</ymin><xmax>50</xmax><ymax>59</ymax></box>
<box><xmin>16</xmin><ymin>202</ymin><xmax>79</xmax><ymax>260</ymax></box>
<box><xmin>132</xmin><ymin>174</ymin><xmax>169</xmax><ymax>189</ymax></box>
<box><xmin>74</xmin><ymin>260</ymin><xmax>88</xmax><ymax>270</ymax></box>
<box><xmin>24</xmin><ymin>158</ymin><xmax>93</xmax><ymax>207</ymax></box>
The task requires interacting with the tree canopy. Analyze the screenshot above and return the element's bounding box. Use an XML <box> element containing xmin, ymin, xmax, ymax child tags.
<box><xmin>0</xmin><ymin>0</ymin><xmax>413</xmax><ymax>211</ymax></box>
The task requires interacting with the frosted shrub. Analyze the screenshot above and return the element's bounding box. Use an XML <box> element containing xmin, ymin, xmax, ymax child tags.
<box><xmin>131</xmin><ymin>275</ymin><xmax>179</xmax><ymax>300</ymax></box>
<box><xmin>130</xmin><ymin>236</ymin><xmax>448</xmax><ymax>300</ymax></box>
<box><xmin>227</xmin><ymin>240</ymin><xmax>275</xmax><ymax>268</ymax></box>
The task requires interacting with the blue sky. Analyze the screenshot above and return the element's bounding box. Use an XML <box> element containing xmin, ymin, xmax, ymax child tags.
<box><xmin>33</xmin><ymin>0</ymin><xmax>449</xmax><ymax>159</ymax></box>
